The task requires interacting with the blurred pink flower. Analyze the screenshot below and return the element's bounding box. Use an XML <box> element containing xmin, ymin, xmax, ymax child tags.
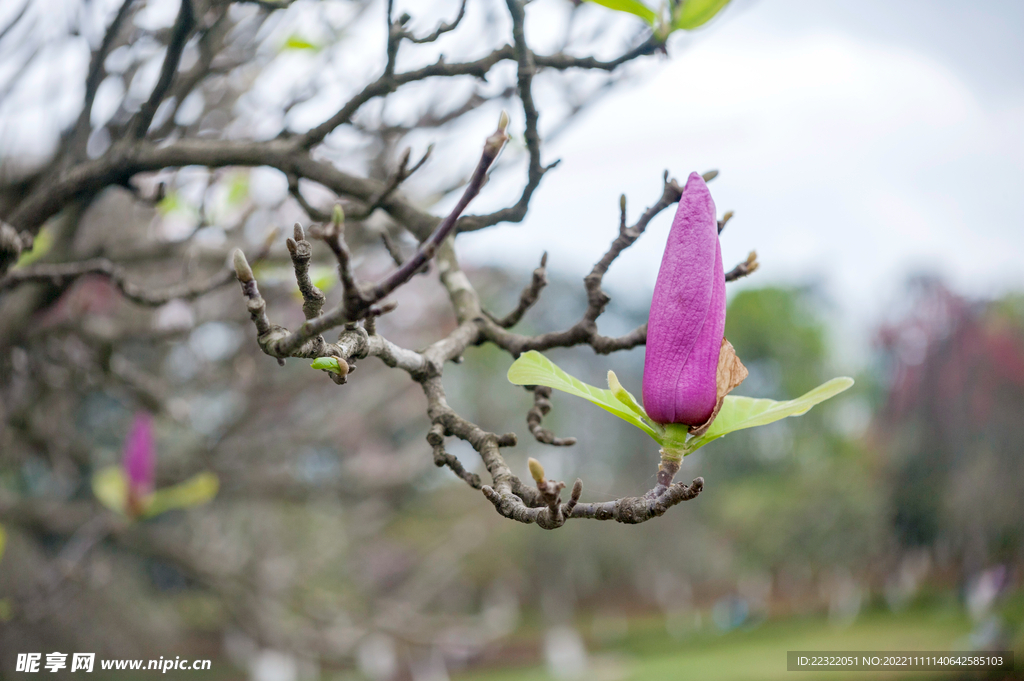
<box><xmin>122</xmin><ymin>413</ymin><xmax>156</xmax><ymax>515</ymax></box>
<box><xmin>642</xmin><ymin>172</ymin><xmax>726</xmax><ymax>426</ymax></box>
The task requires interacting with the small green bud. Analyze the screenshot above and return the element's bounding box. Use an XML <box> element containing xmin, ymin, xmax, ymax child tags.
<box><xmin>310</xmin><ymin>356</ymin><xmax>349</xmax><ymax>377</ymax></box>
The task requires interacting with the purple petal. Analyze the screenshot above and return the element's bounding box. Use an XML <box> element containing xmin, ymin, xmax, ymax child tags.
<box><xmin>122</xmin><ymin>412</ymin><xmax>156</xmax><ymax>491</ymax></box>
<box><xmin>642</xmin><ymin>172</ymin><xmax>726</xmax><ymax>425</ymax></box>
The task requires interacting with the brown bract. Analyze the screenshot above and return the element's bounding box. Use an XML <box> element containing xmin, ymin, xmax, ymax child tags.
<box><xmin>688</xmin><ymin>338</ymin><xmax>749</xmax><ymax>437</ymax></box>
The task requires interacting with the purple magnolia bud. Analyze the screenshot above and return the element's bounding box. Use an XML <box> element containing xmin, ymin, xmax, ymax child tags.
<box><xmin>642</xmin><ymin>172</ymin><xmax>726</xmax><ymax>426</ymax></box>
<box><xmin>122</xmin><ymin>412</ymin><xmax>156</xmax><ymax>496</ymax></box>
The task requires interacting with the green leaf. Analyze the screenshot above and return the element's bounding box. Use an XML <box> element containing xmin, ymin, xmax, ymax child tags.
<box><xmin>508</xmin><ymin>353</ymin><xmax>852</xmax><ymax>458</ymax></box>
<box><xmin>310</xmin><ymin>266</ymin><xmax>339</xmax><ymax>293</ymax></box>
<box><xmin>13</xmin><ymin>227</ymin><xmax>52</xmax><ymax>268</ymax></box>
<box><xmin>310</xmin><ymin>357</ymin><xmax>345</xmax><ymax>374</ymax></box>
<box><xmin>225</xmin><ymin>173</ymin><xmax>249</xmax><ymax>207</ymax></box>
<box><xmin>0</xmin><ymin>523</ymin><xmax>6</xmax><ymax>563</ymax></box>
<box><xmin>92</xmin><ymin>466</ymin><xmax>128</xmax><ymax>515</ymax></box>
<box><xmin>687</xmin><ymin>377</ymin><xmax>855</xmax><ymax>453</ymax></box>
<box><xmin>607</xmin><ymin>370</ymin><xmax>646</xmax><ymax>418</ymax></box>
<box><xmin>157</xmin><ymin>190</ymin><xmax>189</xmax><ymax>217</ymax></box>
<box><xmin>282</xmin><ymin>34</ymin><xmax>320</xmax><ymax>52</ymax></box>
<box><xmin>673</xmin><ymin>0</ymin><xmax>731</xmax><ymax>30</ymax></box>
<box><xmin>508</xmin><ymin>351</ymin><xmax>663</xmax><ymax>441</ymax></box>
<box><xmin>584</xmin><ymin>0</ymin><xmax>658</xmax><ymax>26</ymax></box>
<box><xmin>144</xmin><ymin>472</ymin><xmax>219</xmax><ymax>518</ymax></box>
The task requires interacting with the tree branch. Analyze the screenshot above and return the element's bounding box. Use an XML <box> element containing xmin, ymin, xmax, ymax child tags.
<box><xmin>130</xmin><ymin>0</ymin><xmax>196</xmax><ymax>138</ymax></box>
<box><xmin>409</xmin><ymin>0</ymin><xmax>468</xmax><ymax>44</ymax></box>
<box><xmin>525</xmin><ymin>385</ymin><xmax>577</xmax><ymax>446</ymax></box>
<box><xmin>725</xmin><ymin>250</ymin><xmax>759</xmax><ymax>282</ymax></box>
<box><xmin>233</xmin><ymin>115</ymin><xmax>509</xmax><ymax>359</ymax></box>
<box><xmin>0</xmin><ymin>239</ymin><xmax>272</xmax><ymax>306</ymax></box>
<box><xmin>487</xmin><ymin>251</ymin><xmax>547</xmax><ymax>328</ymax></box>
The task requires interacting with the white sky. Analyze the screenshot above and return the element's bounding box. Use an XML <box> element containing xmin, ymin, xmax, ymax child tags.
<box><xmin>458</xmin><ymin>0</ymin><xmax>1024</xmax><ymax>354</ymax></box>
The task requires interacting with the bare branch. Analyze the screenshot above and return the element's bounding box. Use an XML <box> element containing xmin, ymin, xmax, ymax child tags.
<box><xmin>725</xmin><ymin>250</ymin><xmax>759</xmax><ymax>282</ymax></box>
<box><xmin>69</xmin><ymin>0</ymin><xmax>136</xmax><ymax>156</ymax></box>
<box><xmin>409</xmin><ymin>0</ymin><xmax>468</xmax><ymax>44</ymax></box>
<box><xmin>0</xmin><ymin>239</ymin><xmax>272</xmax><ymax>307</ymax></box>
<box><xmin>533</xmin><ymin>36</ymin><xmax>661</xmax><ymax>72</ymax></box>
<box><xmin>3</xmin><ymin>32</ymin><xmax>665</xmax><ymax>254</ymax></box>
<box><xmin>718</xmin><ymin>210</ymin><xmax>734</xmax><ymax>233</ymax></box>
<box><xmin>238</xmin><ymin>116</ymin><xmax>509</xmax><ymax>359</ymax></box>
<box><xmin>365</xmin><ymin>120</ymin><xmax>506</xmax><ymax>303</ymax></box>
<box><xmin>455</xmin><ymin>0</ymin><xmax>554</xmax><ymax>234</ymax></box>
<box><xmin>380</xmin><ymin>230</ymin><xmax>405</xmax><ymax>266</ymax></box>
<box><xmin>149</xmin><ymin>9</ymin><xmax>231</xmax><ymax>140</ymax></box>
<box><xmin>285</xmin><ymin>223</ymin><xmax>326</xmax><ymax>320</ymax></box>
<box><xmin>482</xmin><ymin>474</ymin><xmax>703</xmax><ymax>528</ymax></box>
<box><xmin>130</xmin><ymin>0</ymin><xmax>196</xmax><ymax>138</ymax></box>
<box><xmin>525</xmin><ymin>385</ymin><xmax>577</xmax><ymax>446</ymax></box>
<box><xmin>297</xmin><ymin>47</ymin><xmax>515</xmax><ymax>150</ymax></box>
<box><xmin>347</xmin><ymin>145</ymin><xmax>432</xmax><ymax>222</ymax></box>
<box><xmin>288</xmin><ymin>175</ymin><xmax>331</xmax><ymax>222</ymax></box>
<box><xmin>481</xmin><ymin>172</ymin><xmax>683</xmax><ymax>355</ymax></box>
<box><xmin>567</xmin><ymin>478</ymin><xmax>704</xmax><ymax>522</ymax></box>
<box><xmin>487</xmin><ymin>252</ymin><xmax>547</xmax><ymax>328</ymax></box>
<box><xmin>311</xmin><ymin>211</ymin><xmax>362</xmax><ymax>311</ymax></box>
<box><xmin>427</xmin><ymin>423</ymin><xmax>481</xmax><ymax>489</ymax></box>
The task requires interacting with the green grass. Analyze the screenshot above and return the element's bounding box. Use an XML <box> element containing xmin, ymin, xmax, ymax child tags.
<box><xmin>454</xmin><ymin>607</ymin><xmax>978</xmax><ymax>681</ymax></box>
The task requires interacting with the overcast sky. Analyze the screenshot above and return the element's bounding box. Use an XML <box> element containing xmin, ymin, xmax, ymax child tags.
<box><xmin>458</xmin><ymin>0</ymin><xmax>1024</xmax><ymax>358</ymax></box>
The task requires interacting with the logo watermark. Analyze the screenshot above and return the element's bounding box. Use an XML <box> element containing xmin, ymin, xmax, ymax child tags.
<box><xmin>16</xmin><ymin>653</ymin><xmax>211</xmax><ymax>673</ymax></box>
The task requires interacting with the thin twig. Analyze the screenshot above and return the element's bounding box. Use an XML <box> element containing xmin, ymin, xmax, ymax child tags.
<box><xmin>487</xmin><ymin>252</ymin><xmax>548</xmax><ymax>328</ymax></box>
<box><xmin>409</xmin><ymin>0</ymin><xmax>468</xmax><ymax>43</ymax></box>
<box><xmin>526</xmin><ymin>385</ymin><xmax>577</xmax><ymax>446</ymax></box>
<box><xmin>428</xmin><ymin>423</ymin><xmax>481</xmax><ymax>489</ymax></box>
<box><xmin>237</xmin><ymin>115</ymin><xmax>509</xmax><ymax>358</ymax></box>
<box><xmin>130</xmin><ymin>0</ymin><xmax>195</xmax><ymax>138</ymax></box>
<box><xmin>0</xmin><ymin>239</ymin><xmax>272</xmax><ymax>306</ymax></box>
<box><xmin>725</xmin><ymin>250</ymin><xmax>759</xmax><ymax>282</ymax></box>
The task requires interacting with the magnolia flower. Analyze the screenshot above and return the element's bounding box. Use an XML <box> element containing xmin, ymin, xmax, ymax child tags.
<box><xmin>643</xmin><ymin>172</ymin><xmax>744</xmax><ymax>428</ymax></box>
<box><xmin>507</xmin><ymin>172</ymin><xmax>853</xmax><ymax>462</ymax></box>
<box><xmin>93</xmin><ymin>413</ymin><xmax>218</xmax><ymax>520</ymax></box>
<box><xmin>123</xmin><ymin>413</ymin><xmax>156</xmax><ymax>516</ymax></box>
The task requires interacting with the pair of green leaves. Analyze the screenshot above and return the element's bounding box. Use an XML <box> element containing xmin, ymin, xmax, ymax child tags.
<box><xmin>507</xmin><ymin>351</ymin><xmax>853</xmax><ymax>458</ymax></box>
<box><xmin>585</xmin><ymin>0</ymin><xmax>732</xmax><ymax>33</ymax></box>
<box><xmin>92</xmin><ymin>468</ymin><xmax>219</xmax><ymax>520</ymax></box>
